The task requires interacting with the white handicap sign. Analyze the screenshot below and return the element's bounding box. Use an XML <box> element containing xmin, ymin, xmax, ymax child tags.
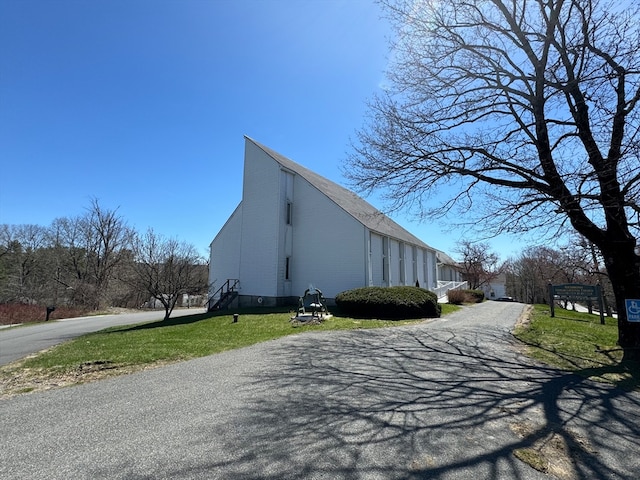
<box><xmin>625</xmin><ymin>299</ymin><xmax>640</xmax><ymax>322</ymax></box>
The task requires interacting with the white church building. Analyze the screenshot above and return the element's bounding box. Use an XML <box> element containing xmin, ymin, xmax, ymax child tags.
<box><xmin>208</xmin><ymin>137</ymin><xmax>447</xmax><ymax>309</ymax></box>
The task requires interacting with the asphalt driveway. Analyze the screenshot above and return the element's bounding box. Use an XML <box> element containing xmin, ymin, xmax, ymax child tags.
<box><xmin>0</xmin><ymin>308</ymin><xmax>204</xmax><ymax>366</ymax></box>
<box><xmin>1</xmin><ymin>302</ymin><xmax>639</xmax><ymax>479</ymax></box>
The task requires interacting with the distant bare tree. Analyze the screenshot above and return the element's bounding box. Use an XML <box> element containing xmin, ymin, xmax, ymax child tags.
<box><xmin>455</xmin><ymin>240</ymin><xmax>502</xmax><ymax>290</ymax></box>
<box><xmin>0</xmin><ymin>224</ymin><xmax>49</xmax><ymax>303</ymax></box>
<box><xmin>48</xmin><ymin>200</ymin><xmax>132</xmax><ymax>309</ymax></box>
<box><xmin>84</xmin><ymin>199</ymin><xmax>133</xmax><ymax>308</ymax></box>
<box><xmin>48</xmin><ymin>216</ymin><xmax>91</xmax><ymax>306</ymax></box>
<box><xmin>506</xmin><ymin>246</ymin><xmax>570</xmax><ymax>304</ymax></box>
<box><xmin>347</xmin><ymin>0</ymin><xmax>640</xmax><ymax>358</ymax></box>
<box><xmin>130</xmin><ymin>229</ymin><xmax>208</xmax><ymax>320</ymax></box>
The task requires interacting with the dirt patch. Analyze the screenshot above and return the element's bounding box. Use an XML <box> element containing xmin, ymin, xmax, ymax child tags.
<box><xmin>510</xmin><ymin>421</ymin><xmax>596</xmax><ymax>480</ymax></box>
<box><xmin>514</xmin><ymin>304</ymin><xmax>534</xmax><ymax>330</ymax></box>
<box><xmin>0</xmin><ymin>357</ymin><xmax>175</xmax><ymax>400</ymax></box>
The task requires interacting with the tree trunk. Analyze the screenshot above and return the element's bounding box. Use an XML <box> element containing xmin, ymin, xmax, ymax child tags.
<box><xmin>600</xmin><ymin>240</ymin><xmax>640</xmax><ymax>362</ymax></box>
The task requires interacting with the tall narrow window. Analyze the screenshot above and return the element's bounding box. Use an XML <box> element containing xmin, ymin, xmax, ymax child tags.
<box><xmin>382</xmin><ymin>236</ymin><xmax>389</xmax><ymax>283</ymax></box>
<box><xmin>285</xmin><ymin>257</ymin><xmax>291</xmax><ymax>280</ymax></box>
<box><xmin>286</xmin><ymin>201</ymin><xmax>293</xmax><ymax>225</ymax></box>
<box><xmin>399</xmin><ymin>242</ymin><xmax>405</xmax><ymax>284</ymax></box>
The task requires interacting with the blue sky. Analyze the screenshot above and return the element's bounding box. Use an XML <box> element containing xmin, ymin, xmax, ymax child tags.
<box><xmin>0</xmin><ymin>0</ymin><xmax>530</xmax><ymax>261</ymax></box>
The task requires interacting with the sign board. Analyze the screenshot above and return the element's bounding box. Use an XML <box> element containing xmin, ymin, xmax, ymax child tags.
<box><xmin>548</xmin><ymin>283</ymin><xmax>605</xmax><ymax>324</ymax></box>
<box><xmin>552</xmin><ymin>283</ymin><xmax>598</xmax><ymax>300</ymax></box>
<box><xmin>625</xmin><ymin>299</ymin><xmax>640</xmax><ymax>323</ymax></box>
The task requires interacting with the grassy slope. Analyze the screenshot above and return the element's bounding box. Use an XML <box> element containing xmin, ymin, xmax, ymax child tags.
<box><xmin>514</xmin><ymin>304</ymin><xmax>639</xmax><ymax>390</ymax></box>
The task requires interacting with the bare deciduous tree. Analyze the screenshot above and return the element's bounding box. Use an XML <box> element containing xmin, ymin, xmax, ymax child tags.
<box><xmin>47</xmin><ymin>199</ymin><xmax>132</xmax><ymax>309</ymax></box>
<box><xmin>455</xmin><ymin>240</ymin><xmax>502</xmax><ymax>290</ymax></box>
<box><xmin>0</xmin><ymin>224</ymin><xmax>49</xmax><ymax>303</ymax></box>
<box><xmin>84</xmin><ymin>199</ymin><xmax>133</xmax><ymax>309</ymax></box>
<box><xmin>348</xmin><ymin>0</ymin><xmax>640</xmax><ymax>358</ymax></box>
<box><xmin>130</xmin><ymin>229</ymin><xmax>208</xmax><ymax>320</ymax></box>
<box><xmin>505</xmin><ymin>245</ymin><xmax>573</xmax><ymax>304</ymax></box>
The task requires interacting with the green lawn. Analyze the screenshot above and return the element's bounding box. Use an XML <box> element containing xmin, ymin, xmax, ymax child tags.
<box><xmin>514</xmin><ymin>304</ymin><xmax>639</xmax><ymax>390</ymax></box>
<box><xmin>9</xmin><ymin>302</ymin><xmax>636</xmax><ymax>396</ymax></box>
<box><xmin>21</xmin><ymin>312</ymin><xmax>419</xmax><ymax>371</ymax></box>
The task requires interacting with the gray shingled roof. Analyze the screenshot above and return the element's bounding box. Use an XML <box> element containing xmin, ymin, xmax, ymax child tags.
<box><xmin>247</xmin><ymin>136</ymin><xmax>434</xmax><ymax>250</ymax></box>
<box><xmin>436</xmin><ymin>250</ymin><xmax>459</xmax><ymax>266</ymax></box>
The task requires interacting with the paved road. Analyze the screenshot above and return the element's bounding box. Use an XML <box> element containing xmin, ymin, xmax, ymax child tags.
<box><xmin>1</xmin><ymin>302</ymin><xmax>639</xmax><ymax>479</ymax></box>
<box><xmin>0</xmin><ymin>308</ymin><xmax>206</xmax><ymax>366</ymax></box>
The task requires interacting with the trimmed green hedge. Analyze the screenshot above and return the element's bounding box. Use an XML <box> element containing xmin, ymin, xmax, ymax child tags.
<box><xmin>335</xmin><ymin>286</ymin><xmax>441</xmax><ymax>320</ymax></box>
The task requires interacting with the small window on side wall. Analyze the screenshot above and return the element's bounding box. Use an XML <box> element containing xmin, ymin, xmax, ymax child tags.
<box><xmin>286</xmin><ymin>201</ymin><xmax>293</xmax><ymax>225</ymax></box>
<box><xmin>285</xmin><ymin>257</ymin><xmax>291</xmax><ymax>280</ymax></box>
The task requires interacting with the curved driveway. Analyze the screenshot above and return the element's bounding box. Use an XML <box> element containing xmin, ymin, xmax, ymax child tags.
<box><xmin>0</xmin><ymin>308</ymin><xmax>204</xmax><ymax>366</ymax></box>
<box><xmin>1</xmin><ymin>302</ymin><xmax>639</xmax><ymax>479</ymax></box>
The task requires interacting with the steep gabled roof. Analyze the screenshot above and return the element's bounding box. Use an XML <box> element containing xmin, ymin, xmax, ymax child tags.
<box><xmin>247</xmin><ymin>136</ymin><xmax>434</xmax><ymax>250</ymax></box>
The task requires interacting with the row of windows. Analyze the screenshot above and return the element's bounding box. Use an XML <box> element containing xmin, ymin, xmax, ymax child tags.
<box><xmin>374</xmin><ymin>237</ymin><xmax>425</xmax><ymax>285</ymax></box>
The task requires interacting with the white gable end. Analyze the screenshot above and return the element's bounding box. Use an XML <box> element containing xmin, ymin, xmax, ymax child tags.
<box><xmin>209</xmin><ymin>203</ymin><xmax>242</xmax><ymax>295</ymax></box>
<box><xmin>208</xmin><ymin>137</ymin><xmax>447</xmax><ymax>308</ymax></box>
<box><xmin>238</xmin><ymin>141</ymin><xmax>282</xmax><ymax>297</ymax></box>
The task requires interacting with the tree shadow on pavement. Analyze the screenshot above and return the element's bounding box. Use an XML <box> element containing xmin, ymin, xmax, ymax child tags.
<box><xmin>185</xmin><ymin>324</ymin><xmax>640</xmax><ymax>479</ymax></box>
<box><xmin>112</xmin><ymin>307</ymin><xmax>294</xmax><ymax>333</ymax></box>
<box><xmin>110</xmin><ymin>311</ymin><xmax>214</xmax><ymax>332</ymax></box>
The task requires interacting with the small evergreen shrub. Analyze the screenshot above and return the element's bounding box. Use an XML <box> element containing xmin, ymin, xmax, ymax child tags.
<box><xmin>335</xmin><ymin>286</ymin><xmax>441</xmax><ymax>320</ymax></box>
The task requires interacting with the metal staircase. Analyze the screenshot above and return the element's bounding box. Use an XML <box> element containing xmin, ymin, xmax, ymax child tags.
<box><xmin>207</xmin><ymin>279</ymin><xmax>240</xmax><ymax>311</ymax></box>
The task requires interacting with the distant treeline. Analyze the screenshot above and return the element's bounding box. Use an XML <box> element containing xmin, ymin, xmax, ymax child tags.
<box><xmin>0</xmin><ymin>200</ymin><xmax>208</xmax><ymax>318</ymax></box>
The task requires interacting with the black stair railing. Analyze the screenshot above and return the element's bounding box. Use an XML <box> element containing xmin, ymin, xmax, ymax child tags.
<box><xmin>207</xmin><ymin>279</ymin><xmax>240</xmax><ymax>311</ymax></box>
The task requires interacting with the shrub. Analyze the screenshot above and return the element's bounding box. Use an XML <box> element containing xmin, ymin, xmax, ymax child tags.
<box><xmin>464</xmin><ymin>289</ymin><xmax>485</xmax><ymax>303</ymax></box>
<box><xmin>446</xmin><ymin>289</ymin><xmax>485</xmax><ymax>305</ymax></box>
<box><xmin>446</xmin><ymin>289</ymin><xmax>467</xmax><ymax>305</ymax></box>
<box><xmin>335</xmin><ymin>286</ymin><xmax>441</xmax><ymax>320</ymax></box>
<box><xmin>0</xmin><ymin>303</ymin><xmax>91</xmax><ymax>325</ymax></box>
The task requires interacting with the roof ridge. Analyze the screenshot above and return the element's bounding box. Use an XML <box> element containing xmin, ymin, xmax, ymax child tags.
<box><xmin>245</xmin><ymin>136</ymin><xmax>434</xmax><ymax>250</ymax></box>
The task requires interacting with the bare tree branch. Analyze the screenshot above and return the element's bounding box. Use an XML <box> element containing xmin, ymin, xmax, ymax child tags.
<box><xmin>348</xmin><ymin>0</ymin><xmax>640</xmax><ymax>355</ymax></box>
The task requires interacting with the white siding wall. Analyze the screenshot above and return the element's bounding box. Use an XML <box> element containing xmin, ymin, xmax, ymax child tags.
<box><xmin>238</xmin><ymin>140</ymin><xmax>281</xmax><ymax>297</ymax></box>
<box><xmin>369</xmin><ymin>236</ymin><xmax>439</xmax><ymax>290</ymax></box>
<box><xmin>278</xmin><ymin>170</ymin><xmax>295</xmax><ymax>297</ymax></box>
<box><xmin>210</xmin><ymin>138</ymin><xmax>445</xmax><ymax>302</ymax></box>
<box><xmin>416</xmin><ymin>247</ymin><xmax>425</xmax><ymax>287</ymax></box>
<box><xmin>484</xmin><ymin>281</ymin><xmax>507</xmax><ymax>299</ymax></box>
<box><xmin>423</xmin><ymin>249</ymin><xmax>430</xmax><ymax>289</ymax></box>
<box><xmin>398</xmin><ymin>241</ymin><xmax>406</xmax><ymax>285</ymax></box>
<box><xmin>427</xmin><ymin>249</ymin><xmax>438</xmax><ymax>289</ymax></box>
<box><xmin>438</xmin><ymin>264</ymin><xmax>461</xmax><ymax>283</ymax></box>
<box><xmin>289</xmin><ymin>174</ymin><xmax>366</xmax><ymax>298</ymax></box>
<box><xmin>209</xmin><ymin>204</ymin><xmax>242</xmax><ymax>294</ymax></box>
<box><xmin>411</xmin><ymin>246</ymin><xmax>418</xmax><ymax>286</ymax></box>
<box><xmin>390</xmin><ymin>239</ymin><xmax>400</xmax><ymax>286</ymax></box>
<box><xmin>369</xmin><ymin>232</ymin><xmax>384</xmax><ymax>286</ymax></box>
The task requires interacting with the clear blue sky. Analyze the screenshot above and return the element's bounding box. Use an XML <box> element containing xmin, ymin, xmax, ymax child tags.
<box><xmin>0</xmin><ymin>0</ymin><xmax>530</xmax><ymax>261</ymax></box>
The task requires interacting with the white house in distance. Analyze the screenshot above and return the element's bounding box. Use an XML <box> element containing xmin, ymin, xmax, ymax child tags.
<box><xmin>208</xmin><ymin>136</ymin><xmax>449</xmax><ymax>309</ymax></box>
<box><xmin>481</xmin><ymin>272</ymin><xmax>508</xmax><ymax>300</ymax></box>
